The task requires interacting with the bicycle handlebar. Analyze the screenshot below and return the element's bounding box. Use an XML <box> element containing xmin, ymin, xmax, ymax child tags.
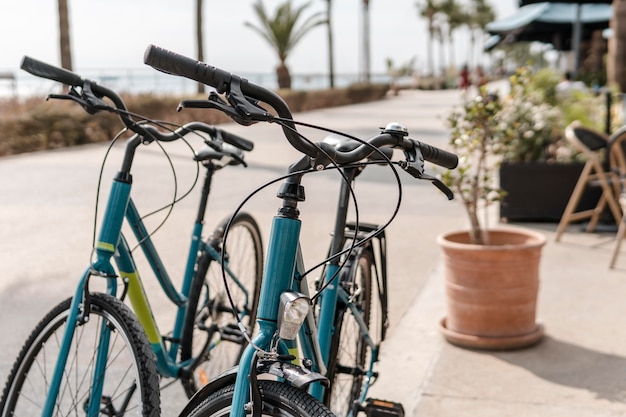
<box><xmin>21</xmin><ymin>56</ymin><xmax>83</xmax><ymax>87</ymax></box>
<box><xmin>20</xmin><ymin>55</ymin><xmax>253</xmax><ymax>152</ymax></box>
<box><xmin>144</xmin><ymin>44</ymin><xmax>315</xmax><ymax>156</ymax></box>
<box><xmin>143</xmin><ymin>44</ymin><xmax>457</xmax><ymax>170</ymax></box>
<box><xmin>414</xmin><ymin>140</ymin><xmax>459</xmax><ymax>169</ymax></box>
<box><xmin>151</xmin><ymin>122</ymin><xmax>254</xmax><ymax>151</ymax></box>
<box><xmin>143</xmin><ymin>45</ymin><xmax>233</xmax><ymax>95</ymax></box>
<box><xmin>204</xmin><ymin>126</ymin><xmax>254</xmax><ymax>151</ymax></box>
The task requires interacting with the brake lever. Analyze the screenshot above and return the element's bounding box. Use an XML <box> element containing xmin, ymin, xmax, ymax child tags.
<box><xmin>47</xmin><ymin>82</ymin><xmax>110</xmax><ymax>115</ymax></box>
<box><xmin>226</xmin><ymin>77</ymin><xmax>272</xmax><ymax>125</ymax></box>
<box><xmin>178</xmin><ymin>95</ymin><xmax>251</xmax><ymax>125</ymax></box>
<box><xmin>204</xmin><ymin>130</ymin><xmax>223</xmax><ymax>151</ymax></box>
<box><xmin>423</xmin><ymin>173</ymin><xmax>455</xmax><ymax>200</ymax></box>
<box><xmin>178</xmin><ymin>91</ymin><xmax>267</xmax><ymax>127</ymax></box>
<box><xmin>399</xmin><ymin>146</ymin><xmax>455</xmax><ymax>200</ymax></box>
<box><xmin>47</xmin><ymin>91</ymin><xmax>87</xmax><ymax>106</ymax></box>
<box><xmin>178</xmin><ymin>94</ymin><xmax>233</xmax><ymax>114</ymax></box>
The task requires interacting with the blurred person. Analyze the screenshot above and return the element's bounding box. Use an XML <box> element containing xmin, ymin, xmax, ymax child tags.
<box><xmin>459</xmin><ymin>64</ymin><xmax>470</xmax><ymax>90</ymax></box>
<box><xmin>556</xmin><ymin>71</ymin><xmax>587</xmax><ymax>99</ymax></box>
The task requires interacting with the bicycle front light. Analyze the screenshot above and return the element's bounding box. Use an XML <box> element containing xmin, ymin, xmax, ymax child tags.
<box><xmin>277</xmin><ymin>292</ymin><xmax>311</xmax><ymax>340</ymax></box>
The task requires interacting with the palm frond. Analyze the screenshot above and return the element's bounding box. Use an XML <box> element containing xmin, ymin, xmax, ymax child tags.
<box><xmin>245</xmin><ymin>0</ymin><xmax>325</xmax><ymax>64</ymax></box>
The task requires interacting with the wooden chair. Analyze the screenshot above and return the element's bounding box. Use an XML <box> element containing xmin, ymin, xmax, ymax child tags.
<box><xmin>555</xmin><ymin>121</ymin><xmax>623</xmax><ymax>242</ymax></box>
<box><xmin>606</xmin><ymin>126</ymin><xmax>626</xmax><ymax>267</ymax></box>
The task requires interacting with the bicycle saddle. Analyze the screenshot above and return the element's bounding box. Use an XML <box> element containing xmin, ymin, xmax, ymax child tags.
<box><xmin>195</xmin><ymin>143</ymin><xmax>246</xmax><ymax>167</ymax></box>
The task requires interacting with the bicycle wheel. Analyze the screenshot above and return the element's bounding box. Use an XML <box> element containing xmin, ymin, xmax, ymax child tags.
<box><xmin>0</xmin><ymin>293</ymin><xmax>160</xmax><ymax>417</ymax></box>
<box><xmin>184</xmin><ymin>381</ymin><xmax>335</xmax><ymax>417</ymax></box>
<box><xmin>180</xmin><ymin>211</ymin><xmax>263</xmax><ymax>396</ymax></box>
<box><xmin>325</xmin><ymin>249</ymin><xmax>374</xmax><ymax>417</ymax></box>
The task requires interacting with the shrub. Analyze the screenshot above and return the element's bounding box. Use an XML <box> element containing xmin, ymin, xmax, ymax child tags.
<box><xmin>0</xmin><ymin>83</ymin><xmax>390</xmax><ymax>157</ymax></box>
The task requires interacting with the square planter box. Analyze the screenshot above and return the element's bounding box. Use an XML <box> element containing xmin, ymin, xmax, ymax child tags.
<box><xmin>499</xmin><ymin>161</ymin><xmax>604</xmax><ymax>222</ymax></box>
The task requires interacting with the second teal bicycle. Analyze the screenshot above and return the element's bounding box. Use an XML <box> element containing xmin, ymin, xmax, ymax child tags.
<box><xmin>143</xmin><ymin>45</ymin><xmax>458</xmax><ymax>417</ymax></box>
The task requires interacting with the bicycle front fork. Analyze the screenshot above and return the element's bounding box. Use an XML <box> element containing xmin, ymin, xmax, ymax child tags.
<box><xmin>41</xmin><ymin>268</ymin><xmax>118</xmax><ymax>417</ymax></box>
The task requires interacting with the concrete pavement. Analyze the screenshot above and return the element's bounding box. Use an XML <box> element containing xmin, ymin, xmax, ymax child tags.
<box><xmin>237</xmin><ymin>88</ymin><xmax>626</xmax><ymax>416</ymax></box>
<box><xmin>2</xmin><ymin>86</ymin><xmax>626</xmax><ymax>416</ymax></box>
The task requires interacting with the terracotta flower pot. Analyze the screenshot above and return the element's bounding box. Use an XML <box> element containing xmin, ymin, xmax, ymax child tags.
<box><xmin>437</xmin><ymin>227</ymin><xmax>546</xmax><ymax>350</ymax></box>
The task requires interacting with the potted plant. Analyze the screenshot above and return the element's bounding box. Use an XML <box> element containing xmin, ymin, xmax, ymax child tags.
<box><xmin>438</xmin><ymin>87</ymin><xmax>546</xmax><ymax>350</ymax></box>
<box><xmin>498</xmin><ymin>66</ymin><xmax>606</xmax><ymax>222</ymax></box>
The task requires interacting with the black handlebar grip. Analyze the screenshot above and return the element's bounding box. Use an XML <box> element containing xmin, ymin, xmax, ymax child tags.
<box><xmin>416</xmin><ymin>141</ymin><xmax>458</xmax><ymax>169</ymax></box>
<box><xmin>144</xmin><ymin>44</ymin><xmax>232</xmax><ymax>94</ymax></box>
<box><xmin>219</xmin><ymin>129</ymin><xmax>254</xmax><ymax>152</ymax></box>
<box><xmin>20</xmin><ymin>56</ymin><xmax>83</xmax><ymax>87</ymax></box>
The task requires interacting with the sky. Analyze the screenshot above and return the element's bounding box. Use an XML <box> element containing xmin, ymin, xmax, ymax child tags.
<box><xmin>1</xmin><ymin>0</ymin><xmax>518</xmax><ymax>78</ymax></box>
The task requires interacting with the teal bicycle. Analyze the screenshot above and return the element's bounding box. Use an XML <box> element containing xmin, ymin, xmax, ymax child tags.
<box><xmin>144</xmin><ymin>45</ymin><xmax>457</xmax><ymax>417</ymax></box>
<box><xmin>1</xmin><ymin>57</ymin><xmax>264</xmax><ymax>417</ymax></box>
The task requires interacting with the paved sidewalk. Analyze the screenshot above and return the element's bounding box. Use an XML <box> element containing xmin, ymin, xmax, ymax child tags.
<box><xmin>214</xmin><ymin>88</ymin><xmax>626</xmax><ymax>416</ymax></box>
<box><xmin>3</xmin><ymin>86</ymin><xmax>626</xmax><ymax>417</ymax></box>
<box><xmin>372</xmin><ymin>223</ymin><xmax>626</xmax><ymax>417</ymax></box>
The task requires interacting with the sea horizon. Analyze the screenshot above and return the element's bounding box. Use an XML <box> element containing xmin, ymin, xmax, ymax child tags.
<box><xmin>0</xmin><ymin>67</ymin><xmax>394</xmax><ymax>99</ymax></box>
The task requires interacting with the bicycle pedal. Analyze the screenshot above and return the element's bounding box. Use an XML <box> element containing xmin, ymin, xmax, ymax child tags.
<box><xmin>220</xmin><ymin>323</ymin><xmax>245</xmax><ymax>344</ymax></box>
<box><xmin>363</xmin><ymin>398</ymin><xmax>405</xmax><ymax>417</ymax></box>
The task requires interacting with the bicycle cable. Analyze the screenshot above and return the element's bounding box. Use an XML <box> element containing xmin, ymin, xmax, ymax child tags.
<box><xmin>88</xmin><ymin>108</ymin><xmax>206</xmax><ymax>262</ymax></box>
<box><xmin>272</xmin><ymin>117</ymin><xmax>403</xmax><ymax>286</ymax></box>
<box><xmin>217</xmin><ymin>117</ymin><xmax>404</xmax><ymax>353</ymax></box>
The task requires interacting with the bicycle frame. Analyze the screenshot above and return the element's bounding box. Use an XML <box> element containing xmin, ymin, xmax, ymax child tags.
<box><xmin>228</xmin><ymin>164</ymin><xmax>388</xmax><ymax>417</ymax></box>
<box><xmin>306</xmin><ymin>222</ymin><xmax>388</xmax><ymax>407</ymax></box>
<box><xmin>40</xmin><ymin>134</ymin><xmax>254</xmax><ymax>417</ymax></box>
<box><xmin>139</xmin><ymin>44</ymin><xmax>456</xmax><ymax>417</ymax></box>
<box><xmin>305</xmin><ymin>166</ymin><xmax>389</xmax><ymax>408</ymax></box>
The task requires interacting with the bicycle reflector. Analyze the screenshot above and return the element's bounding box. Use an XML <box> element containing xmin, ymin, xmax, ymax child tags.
<box><xmin>277</xmin><ymin>292</ymin><xmax>311</xmax><ymax>340</ymax></box>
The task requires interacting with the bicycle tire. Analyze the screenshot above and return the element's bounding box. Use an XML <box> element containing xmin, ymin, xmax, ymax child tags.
<box><xmin>180</xmin><ymin>211</ymin><xmax>263</xmax><ymax>396</ymax></box>
<box><xmin>0</xmin><ymin>293</ymin><xmax>160</xmax><ymax>417</ymax></box>
<box><xmin>325</xmin><ymin>249</ymin><xmax>374</xmax><ymax>417</ymax></box>
<box><xmin>183</xmin><ymin>380</ymin><xmax>336</xmax><ymax>417</ymax></box>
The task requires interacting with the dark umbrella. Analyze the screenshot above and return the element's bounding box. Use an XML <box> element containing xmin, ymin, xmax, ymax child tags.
<box><xmin>519</xmin><ymin>0</ymin><xmax>610</xmax><ymax>4</ymax></box>
<box><xmin>520</xmin><ymin>1</ymin><xmax>611</xmax><ymax>76</ymax></box>
<box><xmin>487</xmin><ymin>1</ymin><xmax>612</xmax><ymax>77</ymax></box>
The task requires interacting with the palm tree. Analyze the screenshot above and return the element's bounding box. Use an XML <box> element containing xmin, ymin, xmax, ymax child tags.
<box><xmin>361</xmin><ymin>0</ymin><xmax>371</xmax><ymax>82</ymax></box>
<box><xmin>58</xmin><ymin>0</ymin><xmax>72</xmax><ymax>71</ymax></box>
<box><xmin>609</xmin><ymin>0</ymin><xmax>626</xmax><ymax>92</ymax></box>
<box><xmin>417</xmin><ymin>0</ymin><xmax>440</xmax><ymax>76</ymax></box>
<box><xmin>466</xmin><ymin>0</ymin><xmax>494</xmax><ymax>69</ymax></box>
<box><xmin>326</xmin><ymin>0</ymin><xmax>335</xmax><ymax>88</ymax></box>
<box><xmin>196</xmin><ymin>0</ymin><xmax>205</xmax><ymax>94</ymax></box>
<box><xmin>434</xmin><ymin>14</ymin><xmax>446</xmax><ymax>74</ymax></box>
<box><xmin>245</xmin><ymin>0</ymin><xmax>327</xmax><ymax>89</ymax></box>
<box><xmin>440</xmin><ymin>0</ymin><xmax>464</xmax><ymax>69</ymax></box>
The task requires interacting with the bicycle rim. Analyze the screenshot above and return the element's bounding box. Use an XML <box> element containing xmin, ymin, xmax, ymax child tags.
<box><xmin>326</xmin><ymin>250</ymin><xmax>374</xmax><ymax>417</ymax></box>
<box><xmin>181</xmin><ymin>212</ymin><xmax>263</xmax><ymax>395</ymax></box>
<box><xmin>0</xmin><ymin>294</ymin><xmax>160</xmax><ymax>417</ymax></box>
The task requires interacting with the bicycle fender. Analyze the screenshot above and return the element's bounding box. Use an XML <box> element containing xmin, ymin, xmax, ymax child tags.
<box><xmin>178</xmin><ymin>362</ymin><xmax>329</xmax><ymax>416</ymax></box>
<box><xmin>178</xmin><ymin>367</ymin><xmax>238</xmax><ymax>417</ymax></box>
<box><xmin>266</xmin><ymin>361</ymin><xmax>329</xmax><ymax>389</ymax></box>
